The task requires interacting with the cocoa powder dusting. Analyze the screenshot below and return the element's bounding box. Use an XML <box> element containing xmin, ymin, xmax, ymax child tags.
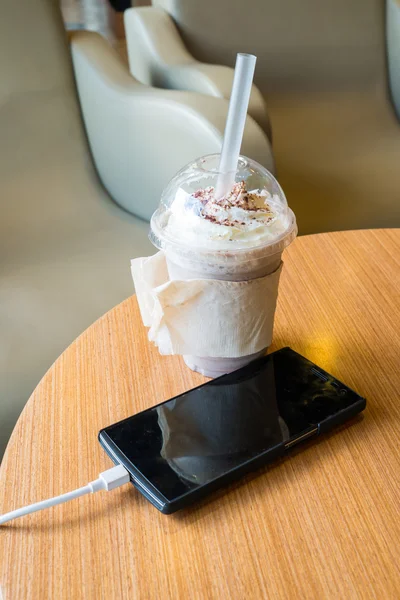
<box><xmin>197</xmin><ymin>182</ymin><xmax>273</xmax><ymax>228</ymax></box>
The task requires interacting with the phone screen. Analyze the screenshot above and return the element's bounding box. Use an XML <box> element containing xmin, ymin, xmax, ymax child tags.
<box><xmin>101</xmin><ymin>348</ymin><xmax>362</xmax><ymax>502</ymax></box>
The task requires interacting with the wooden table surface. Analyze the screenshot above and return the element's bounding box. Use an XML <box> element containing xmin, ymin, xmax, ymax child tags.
<box><xmin>1</xmin><ymin>229</ymin><xmax>400</xmax><ymax>600</ymax></box>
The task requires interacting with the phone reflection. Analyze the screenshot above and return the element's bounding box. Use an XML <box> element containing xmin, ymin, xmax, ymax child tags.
<box><xmin>156</xmin><ymin>360</ymin><xmax>289</xmax><ymax>485</ymax></box>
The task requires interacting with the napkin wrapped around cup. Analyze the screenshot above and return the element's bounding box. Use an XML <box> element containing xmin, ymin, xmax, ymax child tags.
<box><xmin>131</xmin><ymin>251</ymin><xmax>282</xmax><ymax>358</ymax></box>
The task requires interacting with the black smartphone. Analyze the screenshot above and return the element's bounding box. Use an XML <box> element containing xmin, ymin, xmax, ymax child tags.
<box><xmin>99</xmin><ymin>347</ymin><xmax>366</xmax><ymax>514</ymax></box>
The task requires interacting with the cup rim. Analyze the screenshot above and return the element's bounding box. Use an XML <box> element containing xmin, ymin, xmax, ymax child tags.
<box><xmin>150</xmin><ymin>209</ymin><xmax>298</xmax><ymax>260</ymax></box>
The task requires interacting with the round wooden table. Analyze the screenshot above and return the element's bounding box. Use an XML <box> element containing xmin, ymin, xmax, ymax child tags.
<box><xmin>1</xmin><ymin>230</ymin><xmax>400</xmax><ymax>599</ymax></box>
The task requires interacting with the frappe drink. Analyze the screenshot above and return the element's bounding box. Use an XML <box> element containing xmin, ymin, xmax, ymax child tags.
<box><xmin>149</xmin><ymin>154</ymin><xmax>297</xmax><ymax>378</ymax></box>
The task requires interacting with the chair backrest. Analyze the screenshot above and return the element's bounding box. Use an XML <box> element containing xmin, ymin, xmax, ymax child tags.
<box><xmin>154</xmin><ymin>0</ymin><xmax>387</xmax><ymax>92</ymax></box>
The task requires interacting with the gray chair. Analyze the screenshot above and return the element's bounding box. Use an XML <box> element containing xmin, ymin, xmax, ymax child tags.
<box><xmin>125</xmin><ymin>0</ymin><xmax>400</xmax><ymax>234</ymax></box>
<box><xmin>0</xmin><ymin>0</ymin><xmax>273</xmax><ymax>457</ymax></box>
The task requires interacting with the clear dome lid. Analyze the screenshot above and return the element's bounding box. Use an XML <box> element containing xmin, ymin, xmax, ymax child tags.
<box><xmin>150</xmin><ymin>154</ymin><xmax>296</xmax><ymax>258</ymax></box>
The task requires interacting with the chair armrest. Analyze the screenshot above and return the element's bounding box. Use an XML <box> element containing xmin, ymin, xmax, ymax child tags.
<box><xmin>124</xmin><ymin>7</ymin><xmax>272</xmax><ymax>141</ymax></box>
<box><xmin>70</xmin><ymin>31</ymin><xmax>274</xmax><ymax>221</ymax></box>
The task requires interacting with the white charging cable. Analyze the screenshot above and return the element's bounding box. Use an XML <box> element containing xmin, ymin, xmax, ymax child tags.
<box><xmin>0</xmin><ymin>464</ymin><xmax>130</xmax><ymax>525</ymax></box>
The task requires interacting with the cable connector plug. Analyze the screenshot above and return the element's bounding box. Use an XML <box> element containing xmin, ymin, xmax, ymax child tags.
<box><xmin>90</xmin><ymin>464</ymin><xmax>130</xmax><ymax>492</ymax></box>
<box><xmin>0</xmin><ymin>464</ymin><xmax>130</xmax><ymax>525</ymax></box>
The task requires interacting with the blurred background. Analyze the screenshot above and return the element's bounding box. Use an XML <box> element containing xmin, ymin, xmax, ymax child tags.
<box><xmin>1</xmin><ymin>0</ymin><xmax>399</xmax><ymax>460</ymax></box>
<box><xmin>61</xmin><ymin>0</ymin><xmax>148</xmax><ymax>50</ymax></box>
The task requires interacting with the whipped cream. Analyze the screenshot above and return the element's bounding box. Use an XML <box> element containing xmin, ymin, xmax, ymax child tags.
<box><xmin>165</xmin><ymin>181</ymin><xmax>290</xmax><ymax>249</ymax></box>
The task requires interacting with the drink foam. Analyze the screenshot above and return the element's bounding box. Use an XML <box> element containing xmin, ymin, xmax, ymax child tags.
<box><xmin>165</xmin><ymin>181</ymin><xmax>290</xmax><ymax>250</ymax></box>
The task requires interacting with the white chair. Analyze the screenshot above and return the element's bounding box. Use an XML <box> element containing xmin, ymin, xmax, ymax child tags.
<box><xmin>124</xmin><ymin>7</ymin><xmax>272</xmax><ymax>141</ymax></box>
<box><xmin>71</xmin><ymin>30</ymin><xmax>275</xmax><ymax>221</ymax></box>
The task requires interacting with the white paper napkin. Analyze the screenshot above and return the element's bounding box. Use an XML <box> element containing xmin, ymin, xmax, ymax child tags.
<box><xmin>131</xmin><ymin>251</ymin><xmax>282</xmax><ymax>358</ymax></box>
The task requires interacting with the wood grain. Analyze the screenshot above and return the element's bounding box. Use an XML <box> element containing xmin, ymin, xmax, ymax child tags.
<box><xmin>1</xmin><ymin>229</ymin><xmax>400</xmax><ymax>600</ymax></box>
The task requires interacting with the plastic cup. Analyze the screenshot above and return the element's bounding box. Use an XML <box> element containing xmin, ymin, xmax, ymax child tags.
<box><xmin>149</xmin><ymin>154</ymin><xmax>297</xmax><ymax>378</ymax></box>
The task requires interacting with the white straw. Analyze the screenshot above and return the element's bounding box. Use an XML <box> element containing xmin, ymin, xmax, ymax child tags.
<box><xmin>215</xmin><ymin>53</ymin><xmax>257</xmax><ymax>198</ymax></box>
